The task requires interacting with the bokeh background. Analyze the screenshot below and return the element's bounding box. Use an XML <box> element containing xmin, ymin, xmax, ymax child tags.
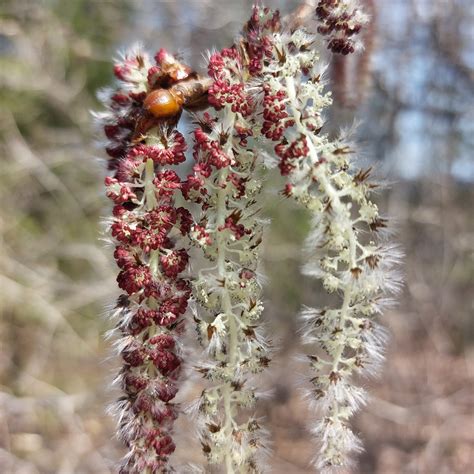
<box><xmin>0</xmin><ymin>0</ymin><xmax>472</xmax><ymax>473</ymax></box>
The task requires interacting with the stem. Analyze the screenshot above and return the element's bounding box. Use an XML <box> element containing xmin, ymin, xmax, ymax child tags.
<box><xmin>144</xmin><ymin>158</ymin><xmax>157</xmax><ymax>211</ymax></box>
<box><xmin>144</xmin><ymin>158</ymin><xmax>162</xmax><ymax>280</ymax></box>
<box><xmin>215</xmin><ymin>165</ymin><xmax>238</xmax><ymax>474</ymax></box>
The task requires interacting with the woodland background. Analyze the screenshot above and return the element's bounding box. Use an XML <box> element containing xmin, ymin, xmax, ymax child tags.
<box><xmin>0</xmin><ymin>0</ymin><xmax>473</xmax><ymax>473</ymax></box>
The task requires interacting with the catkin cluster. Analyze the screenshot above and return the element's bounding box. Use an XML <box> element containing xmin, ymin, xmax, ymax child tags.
<box><xmin>95</xmin><ymin>2</ymin><xmax>400</xmax><ymax>473</ymax></box>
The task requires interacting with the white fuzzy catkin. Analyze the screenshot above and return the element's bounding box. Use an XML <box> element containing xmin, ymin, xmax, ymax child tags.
<box><xmin>184</xmin><ymin>46</ymin><xmax>271</xmax><ymax>472</ymax></box>
<box><xmin>243</xmin><ymin>9</ymin><xmax>402</xmax><ymax>470</ymax></box>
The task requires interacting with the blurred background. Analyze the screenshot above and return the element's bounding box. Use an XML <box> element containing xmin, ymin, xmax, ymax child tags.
<box><xmin>0</xmin><ymin>0</ymin><xmax>472</xmax><ymax>473</ymax></box>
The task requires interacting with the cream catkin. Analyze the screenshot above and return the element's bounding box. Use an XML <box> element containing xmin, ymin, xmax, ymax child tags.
<box><xmin>182</xmin><ymin>46</ymin><xmax>271</xmax><ymax>472</ymax></box>
<box><xmin>242</xmin><ymin>5</ymin><xmax>402</xmax><ymax>471</ymax></box>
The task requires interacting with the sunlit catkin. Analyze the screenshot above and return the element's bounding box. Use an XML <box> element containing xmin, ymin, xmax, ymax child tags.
<box><xmin>243</xmin><ymin>5</ymin><xmax>402</xmax><ymax>471</ymax></box>
<box><xmin>96</xmin><ymin>47</ymin><xmax>193</xmax><ymax>473</ymax></box>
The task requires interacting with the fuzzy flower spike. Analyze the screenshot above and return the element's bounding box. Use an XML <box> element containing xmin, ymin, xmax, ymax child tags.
<box><xmin>97</xmin><ymin>47</ymin><xmax>195</xmax><ymax>473</ymax></box>
<box><xmin>95</xmin><ymin>3</ymin><xmax>401</xmax><ymax>472</ymax></box>
<box><xmin>182</xmin><ymin>38</ymin><xmax>276</xmax><ymax>472</ymax></box>
<box><xmin>315</xmin><ymin>0</ymin><xmax>368</xmax><ymax>54</ymax></box>
<box><xmin>242</xmin><ymin>5</ymin><xmax>401</xmax><ymax>472</ymax></box>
